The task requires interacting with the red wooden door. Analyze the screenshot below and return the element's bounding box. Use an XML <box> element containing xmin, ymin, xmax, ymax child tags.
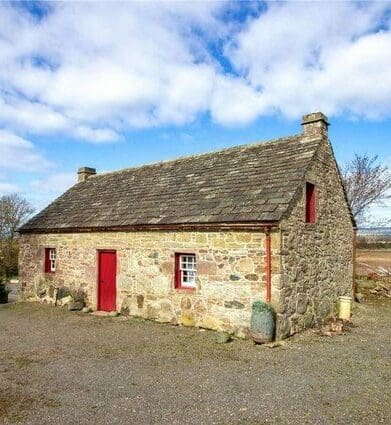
<box><xmin>98</xmin><ymin>251</ymin><xmax>117</xmax><ymax>311</ymax></box>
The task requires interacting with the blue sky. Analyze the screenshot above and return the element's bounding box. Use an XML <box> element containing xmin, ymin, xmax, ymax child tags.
<box><xmin>0</xmin><ymin>1</ymin><xmax>390</xmax><ymax>224</ymax></box>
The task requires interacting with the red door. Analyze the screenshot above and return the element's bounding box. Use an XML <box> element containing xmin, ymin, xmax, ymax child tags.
<box><xmin>98</xmin><ymin>251</ymin><xmax>117</xmax><ymax>311</ymax></box>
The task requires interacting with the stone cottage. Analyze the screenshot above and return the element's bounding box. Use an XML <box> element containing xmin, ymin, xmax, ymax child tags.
<box><xmin>18</xmin><ymin>112</ymin><xmax>356</xmax><ymax>339</ymax></box>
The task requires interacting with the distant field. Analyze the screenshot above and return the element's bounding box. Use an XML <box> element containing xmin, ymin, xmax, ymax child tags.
<box><xmin>356</xmin><ymin>249</ymin><xmax>391</xmax><ymax>276</ymax></box>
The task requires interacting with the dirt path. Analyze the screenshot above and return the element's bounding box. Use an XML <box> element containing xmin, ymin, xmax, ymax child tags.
<box><xmin>1</xmin><ymin>299</ymin><xmax>390</xmax><ymax>425</ymax></box>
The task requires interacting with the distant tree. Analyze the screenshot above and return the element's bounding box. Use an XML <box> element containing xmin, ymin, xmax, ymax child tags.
<box><xmin>0</xmin><ymin>193</ymin><xmax>34</xmax><ymax>278</ymax></box>
<box><xmin>342</xmin><ymin>154</ymin><xmax>391</xmax><ymax>224</ymax></box>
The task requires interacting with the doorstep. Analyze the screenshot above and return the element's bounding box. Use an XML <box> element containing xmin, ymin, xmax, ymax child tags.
<box><xmin>90</xmin><ymin>311</ymin><xmax>111</xmax><ymax>317</ymax></box>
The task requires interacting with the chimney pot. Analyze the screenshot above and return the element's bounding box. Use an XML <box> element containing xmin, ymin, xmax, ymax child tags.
<box><xmin>78</xmin><ymin>167</ymin><xmax>96</xmax><ymax>182</ymax></box>
<box><xmin>301</xmin><ymin>112</ymin><xmax>329</xmax><ymax>138</ymax></box>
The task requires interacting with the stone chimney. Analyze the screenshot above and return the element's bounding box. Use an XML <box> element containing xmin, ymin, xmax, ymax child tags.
<box><xmin>301</xmin><ymin>112</ymin><xmax>329</xmax><ymax>138</ymax></box>
<box><xmin>77</xmin><ymin>167</ymin><xmax>96</xmax><ymax>182</ymax></box>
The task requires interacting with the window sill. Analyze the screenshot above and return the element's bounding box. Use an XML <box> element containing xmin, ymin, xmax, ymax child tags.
<box><xmin>174</xmin><ymin>287</ymin><xmax>197</xmax><ymax>293</ymax></box>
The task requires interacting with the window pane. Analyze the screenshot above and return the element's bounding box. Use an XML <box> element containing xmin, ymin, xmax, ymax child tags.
<box><xmin>188</xmin><ymin>262</ymin><xmax>195</xmax><ymax>271</ymax></box>
<box><xmin>180</xmin><ymin>255</ymin><xmax>196</xmax><ymax>271</ymax></box>
<box><xmin>188</xmin><ymin>271</ymin><xmax>196</xmax><ymax>284</ymax></box>
<box><xmin>181</xmin><ymin>270</ymin><xmax>196</xmax><ymax>287</ymax></box>
<box><xmin>178</xmin><ymin>254</ymin><xmax>196</xmax><ymax>288</ymax></box>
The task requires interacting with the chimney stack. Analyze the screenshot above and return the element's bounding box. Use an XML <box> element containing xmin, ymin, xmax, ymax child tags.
<box><xmin>77</xmin><ymin>167</ymin><xmax>96</xmax><ymax>182</ymax></box>
<box><xmin>301</xmin><ymin>112</ymin><xmax>329</xmax><ymax>138</ymax></box>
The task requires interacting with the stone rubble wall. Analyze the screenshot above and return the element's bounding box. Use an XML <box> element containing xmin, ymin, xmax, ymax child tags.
<box><xmin>19</xmin><ymin>230</ymin><xmax>280</xmax><ymax>338</ymax></box>
<box><xmin>18</xmin><ymin>138</ymin><xmax>353</xmax><ymax>340</ymax></box>
<box><xmin>277</xmin><ymin>138</ymin><xmax>354</xmax><ymax>339</ymax></box>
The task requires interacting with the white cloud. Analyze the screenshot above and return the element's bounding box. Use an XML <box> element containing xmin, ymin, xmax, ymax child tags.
<box><xmin>0</xmin><ymin>130</ymin><xmax>52</xmax><ymax>171</ymax></box>
<box><xmin>0</xmin><ymin>97</ymin><xmax>69</xmax><ymax>133</ymax></box>
<box><xmin>73</xmin><ymin>126</ymin><xmax>121</xmax><ymax>144</ymax></box>
<box><xmin>26</xmin><ymin>172</ymin><xmax>76</xmax><ymax>211</ymax></box>
<box><xmin>30</xmin><ymin>172</ymin><xmax>76</xmax><ymax>194</ymax></box>
<box><xmin>210</xmin><ymin>75</ymin><xmax>267</xmax><ymax>125</ymax></box>
<box><xmin>0</xmin><ymin>0</ymin><xmax>391</xmax><ymax>138</ymax></box>
<box><xmin>225</xmin><ymin>1</ymin><xmax>391</xmax><ymax>120</ymax></box>
<box><xmin>0</xmin><ymin>2</ymin><xmax>224</xmax><ymax>137</ymax></box>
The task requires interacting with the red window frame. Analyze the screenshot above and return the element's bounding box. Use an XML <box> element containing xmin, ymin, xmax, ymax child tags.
<box><xmin>44</xmin><ymin>248</ymin><xmax>56</xmax><ymax>273</ymax></box>
<box><xmin>305</xmin><ymin>182</ymin><xmax>316</xmax><ymax>223</ymax></box>
<box><xmin>175</xmin><ymin>253</ymin><xmax>197</xmax><ymax>290</ymax></box>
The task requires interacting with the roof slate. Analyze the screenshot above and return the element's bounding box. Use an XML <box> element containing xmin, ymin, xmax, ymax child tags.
<box><xmin>20</xmin><ymin>135</ymin><xmax>322</xmax><ymax>232</ymax></box>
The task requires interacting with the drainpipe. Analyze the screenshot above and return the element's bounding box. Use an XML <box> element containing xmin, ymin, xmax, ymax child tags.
<box><xmin>352</xmin><ymin>228</ymin><xmax>357</xmax><ymax>299</ymax></box>
<box><xmin>264</xmin><ymin>226</ymin><xmax>272</xmax><ymax>303</ymax></box>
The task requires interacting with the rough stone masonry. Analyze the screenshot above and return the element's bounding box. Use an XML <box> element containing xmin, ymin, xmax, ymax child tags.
<box><xmin>18</xmin><ymin>112</ymin><xmax>355</xmax><ymax>339</ymax></box>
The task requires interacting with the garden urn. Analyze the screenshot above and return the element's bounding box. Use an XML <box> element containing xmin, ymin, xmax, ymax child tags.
<box><xmin>250</xmin><ymin>301</ymin><xmax>275</xmax><ymax>343</ymax></box>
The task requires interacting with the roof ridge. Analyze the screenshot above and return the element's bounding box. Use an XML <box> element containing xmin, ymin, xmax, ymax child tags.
<box><xmin>88</xmin><ymin>133</ymin><xmax>307</xmax><ymax>180</ymax></box>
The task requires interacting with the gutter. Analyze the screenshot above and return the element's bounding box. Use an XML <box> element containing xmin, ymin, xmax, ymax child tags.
<box><xmin>18</xmin><ymin>221</ymin><xmax>278</xmax><ymax>234</ymax></box>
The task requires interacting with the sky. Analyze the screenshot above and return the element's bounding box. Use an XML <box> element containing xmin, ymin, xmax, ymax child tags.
<box><xmin>0</xmin><ymin>0</ymin><xmax>390</xmax><ymax>225</ymax></box>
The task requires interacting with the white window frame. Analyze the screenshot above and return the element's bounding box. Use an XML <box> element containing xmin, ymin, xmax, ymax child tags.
<box><xmin>179</xmin><ymin>254</ymin><xmax>196</xmax><ymax>289</ymax></box>
<box><xmin>49</xmin><ymin>248</ymin><xmax>56</xmax><ymax>272</ymax></box>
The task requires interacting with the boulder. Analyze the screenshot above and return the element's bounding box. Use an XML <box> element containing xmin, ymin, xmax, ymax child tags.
<box><xmin>120</xmin><ymin>306</ymin><xmax>130</xmax><ymax>316</ymax></box>
<box><xmin>59</xmin><ymin>295</ymin><xmax>73</xmax><ymax>306</ymax></box>
<box><xmin>264</xmin><ymin>341</ymin><xmax>285</xmax><ymax>348</ymax></box>
<box><xmin>57</xmin><ymin>286</ymin><xmax>71</xmax><ymax>299</ymax></box>
<box><xmin>68</xmin><ymin>301</ymin><xmax>84</xmax><ymax>311</ymax></box>
<box><xmin>38</xmin><ymin>288</ymin><xmax>46</xmax><ymax>297</ymax></box>
<box><xmin>224</xmin><ymin>300</ymin><xmax>245</xmax><ymax>309</ymax></box>
<box><xmin>216</xmin><ymin>332</ymin><xmax>232</xmax><ymax>344</ymax></box>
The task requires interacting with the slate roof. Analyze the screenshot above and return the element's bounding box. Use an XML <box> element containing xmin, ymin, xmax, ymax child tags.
<box><xmin>20</xmin><ymin>135</ymin><xmax>323</xmax><ymax>232</ymax></box>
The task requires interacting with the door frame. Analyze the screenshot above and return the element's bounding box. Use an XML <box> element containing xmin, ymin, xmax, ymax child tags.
<box><xmin>97</xmin><ymin>249</ymin><xmax>117</xmax><ymax>311</ymax></box>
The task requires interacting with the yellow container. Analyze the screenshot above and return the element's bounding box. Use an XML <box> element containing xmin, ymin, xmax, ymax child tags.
<box><xmin>181</xmin><ymin>312</ymin><xmax>195</xmax><ymax>327</ymax></box>
<box><xmin>338</xmin><ymin>296</ymin><xmax>352</xmax><ymax>320</ymax></box>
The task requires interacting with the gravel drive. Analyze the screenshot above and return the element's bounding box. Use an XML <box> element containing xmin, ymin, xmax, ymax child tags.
<box><xmin>1</xmin><ymin>298</ymin><xmax>390</xmax><ymax>425</ymax></box>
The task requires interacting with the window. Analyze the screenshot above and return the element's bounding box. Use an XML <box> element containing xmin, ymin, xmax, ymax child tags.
<box><xmin>175</xmin><ymin>253</ymin><xmax>196</xmax><ymax>289</ymax></box>
<box><xmin>45</xmin><ymin>248</ymin><xmax>56</xmax><ymax>273</ymax></box>
<box><xmin>305</xmin><ymin>182</ymin><xmax>316</xmax><ymax>223</ymax></box>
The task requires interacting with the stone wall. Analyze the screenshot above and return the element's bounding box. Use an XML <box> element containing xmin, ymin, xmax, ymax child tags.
<box><xmin>19</xmin><ymin>230</ymin><xmax>280</xmax><ymax>338</ymax></box>
<box><xmin>18</xmin><ymin>138</ymin><xmax>354</xmax><ymax>340</ymax></box>
<box><xmin>277</xmin><ymin>138</ymin><xmax>354</xmax><ymax>339</ymax></box>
